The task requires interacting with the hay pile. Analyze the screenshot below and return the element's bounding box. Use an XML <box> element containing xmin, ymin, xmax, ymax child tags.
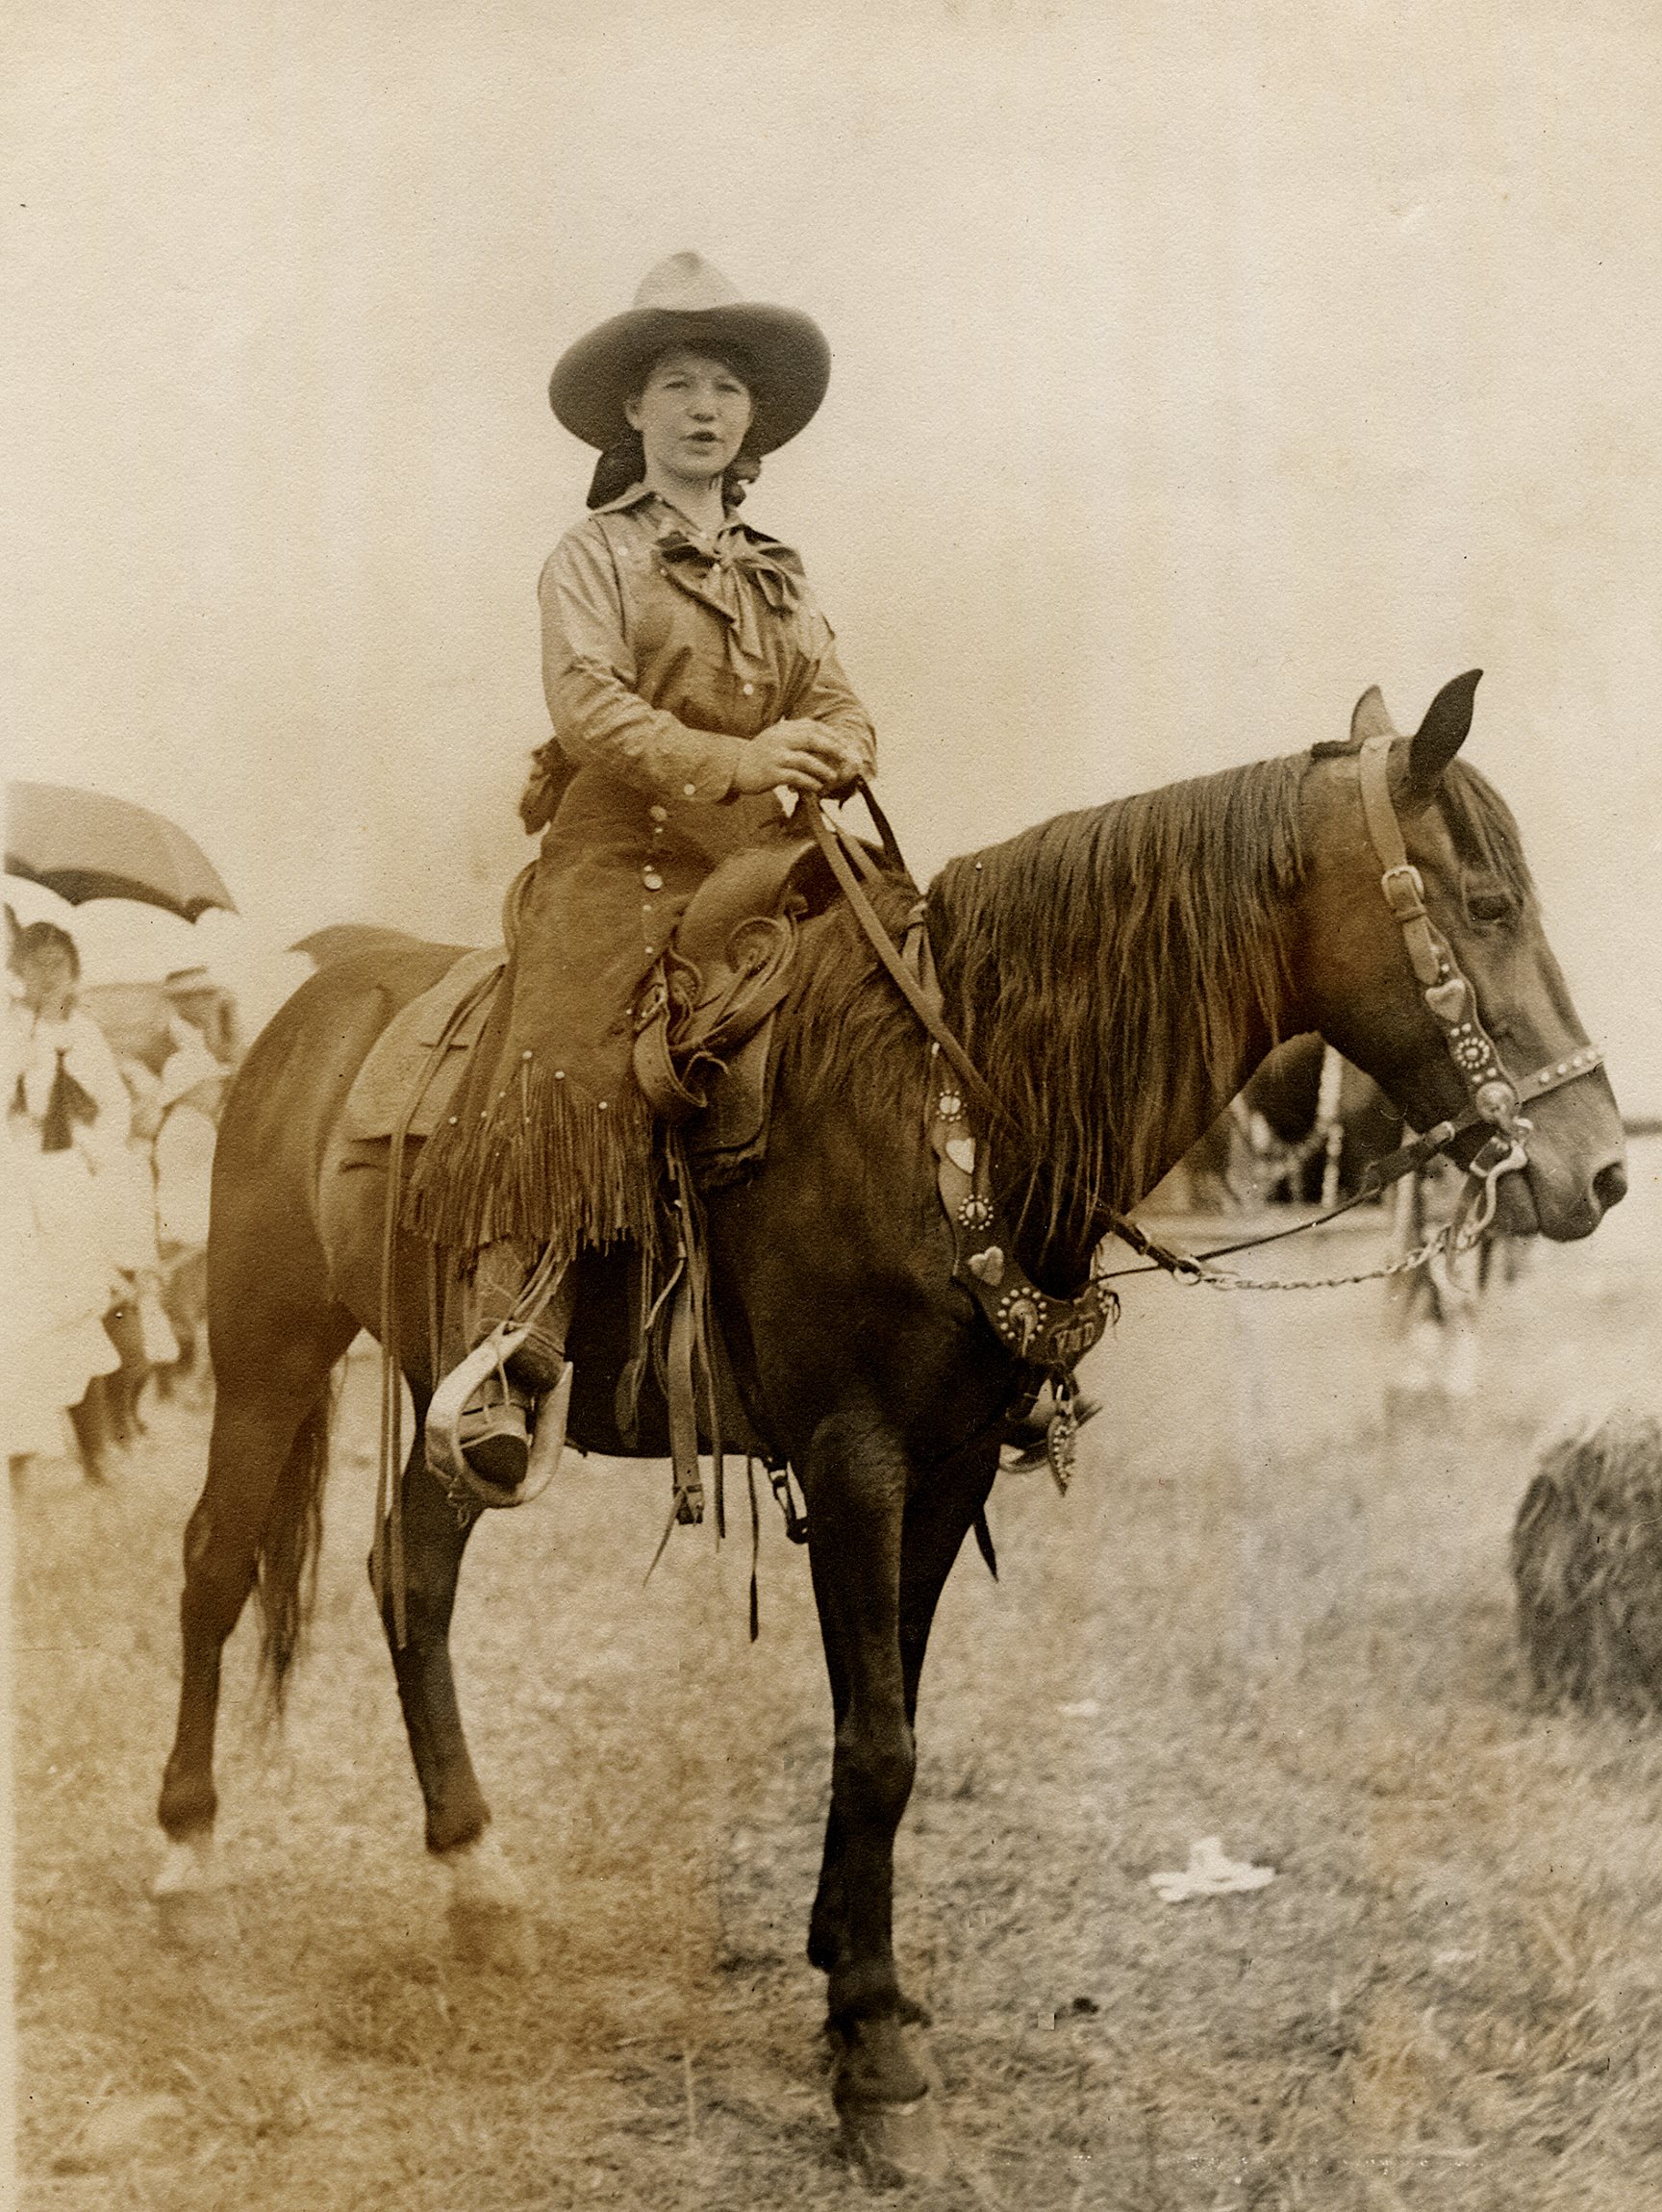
<box><xmin>1512</xmin><ymin>1410</ymin><xmax>1662</xmax><ymax>1714</ymax></box>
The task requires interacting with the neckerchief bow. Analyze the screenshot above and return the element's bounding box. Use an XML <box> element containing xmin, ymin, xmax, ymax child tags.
<box><xmin>654</xmin><ymin>527</ymin><xmax>803</xmax><ymax>667</ymax></box>
<box><xmin>17</xmin><ymin>1047</ymin><xmax>99</xmax><ymax>1152</ymax></box>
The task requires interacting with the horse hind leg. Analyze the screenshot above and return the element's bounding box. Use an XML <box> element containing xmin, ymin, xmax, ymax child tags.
<box><xmin>154</xmin><ymin>1308</ymin><xmax>355</xmax><ymax>1948</ymax></box>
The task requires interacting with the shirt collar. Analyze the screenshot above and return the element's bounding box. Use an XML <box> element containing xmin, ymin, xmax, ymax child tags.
<box><xmin>591</xmin><ymin>483</ymin><xmax>788</xmax><ymax>553</ymax></box>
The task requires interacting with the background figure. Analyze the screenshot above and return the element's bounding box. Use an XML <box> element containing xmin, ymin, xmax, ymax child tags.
<box><xmin>148</xmin><ymin>1029</ymin><xmax>224</xmax><ymax>1403</ymax></box>
<box><xmin>162</xmin><ymin>965</ymin><xmax>240</xmax><ymax>1068</ymax></box>
<box><xmin>1386</xmin><ymin>1158</ymin><xmax>1483</xmax><ymax>1401</ymax></box>
<box><xmin>6</xmin><ymin>920</ymin><xmax>133</xmax><ymax>1482</ymax></box>
<box><xmin>1</xmin><ymin>1104</ymin><xmax>96</xmax><ymax>1467</ymax></box>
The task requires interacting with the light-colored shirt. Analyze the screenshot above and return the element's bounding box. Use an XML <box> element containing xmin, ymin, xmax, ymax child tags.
<box><xmin>538</xmin><ymin>486</ymin><xmax>876</xmax><ymax>804</ymax></box>
<box><xmin>7</xmin><ymin>1002</ymin><xmax>131</xmax><ymax>1171</ymax></box>
<box><xmin>155</xmin><ymin>1099</ymin><xmax>216</xmax><ymax>1250</ymax></box>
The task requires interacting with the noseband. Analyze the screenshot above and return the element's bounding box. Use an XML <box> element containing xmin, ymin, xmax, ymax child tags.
<box><xmin>1355</xmin><ymin>737</ymin><xmax>1603</xmax><ymax>1239</ymax></box>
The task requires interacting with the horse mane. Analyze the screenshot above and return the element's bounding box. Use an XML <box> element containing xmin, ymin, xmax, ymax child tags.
<box><xmin>782</xmin><ymin>754</ymin><xmax>1312</xmax><ymax>1250</ymax></box>
<box><xmin>931</xmin><ymin>755</ymin><xmax>1312</xmax><ymax>1236</ymax></box>
<box><xmin>780</xmin><ymin>746</ymin><xmax>1531</xmax><ymax>1262</ymax></box>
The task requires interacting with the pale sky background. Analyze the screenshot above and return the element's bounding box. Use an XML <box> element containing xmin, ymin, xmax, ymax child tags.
<box><xmin>4</xmin><ymin>2</ymin><xmax>1660</xmax><ymax>1107</ymax></box>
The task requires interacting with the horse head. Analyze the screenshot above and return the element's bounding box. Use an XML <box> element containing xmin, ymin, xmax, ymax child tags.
<box><xmin>1291</xmin><ymin>671</ymin><xmax>1625</xmax><ymax>1240</ymax></box>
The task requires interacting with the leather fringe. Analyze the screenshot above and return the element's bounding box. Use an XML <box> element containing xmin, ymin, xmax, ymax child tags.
<box><xmin>402</xmin><ymin>1064</ymin><xmax>659</xmax><ymax>1259</ymax></box>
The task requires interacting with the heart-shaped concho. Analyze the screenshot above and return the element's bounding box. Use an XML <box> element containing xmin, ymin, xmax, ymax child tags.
<box><xmin>968</xmin><ymin>1246</ymin><xmax>1005</xmax><ymax>1286</ymax></box>
<box><xmin>944</xmin><ymin>1135</ymin><xmax>976</xmax><ymax>1174</ymax></box>
<box><xmin>1424</xmin><ymin>977</ymin><xmax>1471</xmax><ymax>1026</ymax></box>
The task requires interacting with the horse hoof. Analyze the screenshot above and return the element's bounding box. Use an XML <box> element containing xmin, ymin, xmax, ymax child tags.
<box><xmin>838</xmin><ymin>2092</ymin><xmax>950</xmax><ymax>2189</ymax></box>
<box><xmin>154</xmin><ymin>1884</ymin><xmax>239</xmax><ymax>1953</ymax></box>
<box><xmin>831</xmin><ymin>2015</ymin><xmax>947</xmax><ymax>2187</ymax></box>
<box><xmin>447</xmin><ymin>1898</ymin><xmax>539</xmax><ymax>1973</ymax></box>
<box><xmin>440</xmin><ymin>1833</ymin><xmax>537</xmax><ymax>1973</ymax></box>
<box><xmin>153</xmin><ymin>1836</ymin><xmax>235</xmax><ymax>1952</ymax></box>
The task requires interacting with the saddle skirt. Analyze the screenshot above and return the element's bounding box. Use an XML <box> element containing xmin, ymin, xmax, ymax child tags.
<box><xmin>342</xmin><ymin>946</ymin><xmax>506</xmax><ymax>1143</ymax></box>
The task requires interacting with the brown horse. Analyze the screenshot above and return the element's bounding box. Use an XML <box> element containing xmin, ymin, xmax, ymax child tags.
<box><xmin>154</xmin><ymin>674</ymin><xmax>1624</xmax><ymax>2180</ymax></box>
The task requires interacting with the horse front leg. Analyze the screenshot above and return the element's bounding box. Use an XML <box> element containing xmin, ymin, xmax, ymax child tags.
<box><xmin>803</xmin><ymin>1400</ymin><xmax>954</xmax><ymax>2182</ymax></box>
<box><xmin>809</xmin><ymin>1433</ymin><xmax>1000</xmax><ymax>1994</ymax></box>
<box><xmin>375</xmin><ymin>1432</ymin><xmax>537</xmax><ymax>1972</ymax></box>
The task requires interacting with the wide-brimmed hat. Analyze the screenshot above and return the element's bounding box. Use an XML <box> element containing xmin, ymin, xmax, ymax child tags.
<box><xmin>163</xmin><ymin>965</ymin><xmax>215</xmax><ymax>998</ymax></box>
<box><xmin>549</xmin><ymin>252</ymin><xmax>830</xmax><ymax>456</ymax></box>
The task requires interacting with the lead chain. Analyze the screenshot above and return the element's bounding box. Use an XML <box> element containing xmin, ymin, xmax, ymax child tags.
<box><xmin>1183</xmin><ymin>1221</ymin><xmax>1456</xmax><ymax>1294</ymax></box>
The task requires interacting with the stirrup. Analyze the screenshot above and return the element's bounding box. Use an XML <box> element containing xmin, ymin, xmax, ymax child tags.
<box><xmin>426</xmin><ymin>1328</ymin><xmax>573</xmax><ymax>1511</ymax></box>
<box><xmin>522</xmin><ymin>1360</ymin><xmax>573</xmax><ymax>1500</ymax></box>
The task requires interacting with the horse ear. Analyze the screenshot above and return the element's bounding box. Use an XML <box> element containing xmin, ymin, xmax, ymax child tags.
<box><xmin>1349</xmin><ymin>686</ymin><xmax>1396</xmax><ymax>743</ymax></box>
<box><xmin>1401</xmin><ymin>669</ymin><xmax>1482</xmax><ymax>808</ymax></box>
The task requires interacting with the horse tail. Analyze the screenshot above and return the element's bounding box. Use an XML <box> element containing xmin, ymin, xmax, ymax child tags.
<box><xmin>254</xmin><ymin>1377</ymin><xmax>338</xmax><ymax>1713</ymax></box>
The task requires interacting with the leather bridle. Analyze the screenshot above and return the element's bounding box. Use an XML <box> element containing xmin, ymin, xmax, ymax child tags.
<box><xmin>801</xmin><ymin>749</ymin><xmax>1606</xmax><ymax>1477</ymax></box>
<box><xmin>1352</xmin><ymin>736</ymin><xmax>1603</xmax><ymax>1242</ymax></box>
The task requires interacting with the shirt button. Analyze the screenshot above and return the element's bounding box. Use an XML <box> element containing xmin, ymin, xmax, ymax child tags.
<box><xmin>642</xmin><ymin>870</ymin><xmax>664</xmax><ymax>892</ymax></box>
<box><xmin>683</xmin><ymin>783</ymin><xmax>696</xmax><ymax>797</ymax></box>
<box><xmin>648</xmin><ymin>804</ymin><xmax>667</xmax><ymax>822</ymax></box>
<box><xmin>742</xmin><ymin>682</ymin><xmax>754</xmax><ymax>696</ymax></box>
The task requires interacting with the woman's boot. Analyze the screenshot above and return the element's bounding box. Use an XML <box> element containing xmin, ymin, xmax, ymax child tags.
<box><xmin>426</xmin><ymin>1249</ymin><xmax>574</xmax><ymax>1506</ymax></box>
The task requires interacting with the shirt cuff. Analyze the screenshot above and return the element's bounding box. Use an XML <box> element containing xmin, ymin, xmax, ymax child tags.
<box><xmin>683</xmin><ymin>731</ymin><xmax>743</xmax><ymax>804</ymax></box>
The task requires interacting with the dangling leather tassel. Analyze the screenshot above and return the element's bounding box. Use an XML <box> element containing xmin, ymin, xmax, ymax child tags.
<box><xmin>747</xmin><ymin>1456</ymin><xmax>762</xmax><ymax>1643</ymax></box>
<box><xmin>972</xmin><ymin>1508</ymin><xmax>998</xmax><ymax>1580</ymax></box>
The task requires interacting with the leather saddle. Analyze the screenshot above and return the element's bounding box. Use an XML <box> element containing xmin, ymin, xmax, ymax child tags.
<box><xmin>630</xmin><ymin>833</ymin><xmax>844</xmax><ymax>1180</ymax></box>
<box><xmin>342</xmin><ymin>946</ymin><xmax>506</xmax><ymax>1144</ymax></box>
<box><xmin>343</xmin><ymin>819</ymin><xmax>883</xmax><ymax>1531</ymax></box>
<box><xmin>342</xmin><ymin>833</ymin><xmax>844</xmax><ymax>1166</ymax></box>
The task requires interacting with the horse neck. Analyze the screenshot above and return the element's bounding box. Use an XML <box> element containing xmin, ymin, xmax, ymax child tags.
<box><xmin>929</xmin><ymin>762</ymin><xmax>1309</xmax><ymax>1285</ymax></box>
<box><xmin>1001</xmin><ymin>980</ymin><xmax>1290</xmax><ymax>1290</ymax></box>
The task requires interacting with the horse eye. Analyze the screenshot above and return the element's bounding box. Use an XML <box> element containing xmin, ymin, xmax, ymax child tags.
<box><xmin>1466</xmin><ymin>885</ymin><xmax>1513</xmax><ymax>923</ymax></box>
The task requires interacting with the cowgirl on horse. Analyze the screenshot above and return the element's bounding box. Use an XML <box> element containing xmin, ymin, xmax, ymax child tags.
<box><xmin>406</xmin><ymin>254</ymin><xmax>876</xmax><ymax>1497</ymax></box>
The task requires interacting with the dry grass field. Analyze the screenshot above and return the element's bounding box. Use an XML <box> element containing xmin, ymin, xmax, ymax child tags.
<box><xmin>13</xmin><ymin>1137</ymin><xmax>1662</xmax><ymax>2209</ymax></box>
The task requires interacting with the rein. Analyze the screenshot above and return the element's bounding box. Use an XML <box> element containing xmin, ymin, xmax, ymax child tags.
<box><xmin>804</xmin><ymin>789</ymin><xmax>1116</xmax><ymax>1486</ymax></box>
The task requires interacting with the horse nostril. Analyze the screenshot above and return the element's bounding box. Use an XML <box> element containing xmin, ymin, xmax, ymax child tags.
<box><xmin>1593</xmin><ymin>1160</ymin><xmax>1628</xmax><ymax>1212</ymax></box>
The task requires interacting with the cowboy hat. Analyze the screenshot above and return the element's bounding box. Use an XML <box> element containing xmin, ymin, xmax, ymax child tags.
<box><xmin>163</xmin><ymin>966</ymin><xmax>215</xmax><ymax>997</ymax></box>
<box><xmin>548</xmin><ymin>252</ymin><xmax>830</xmax><ymax>456</ymax></box>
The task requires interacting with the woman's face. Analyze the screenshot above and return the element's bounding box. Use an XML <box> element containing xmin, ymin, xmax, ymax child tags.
<box><xmin>626</xmin><ymin>350</ymin><xmax>754</xmax><ymax>489</ymax></box>
<box><xmin>15</xmin><ymin>944</ymin><xmax>77</xmax><ymax>1019</ymax></box>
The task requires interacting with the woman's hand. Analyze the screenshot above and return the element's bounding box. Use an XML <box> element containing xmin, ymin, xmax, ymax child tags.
<box><xmin>729</xmin><ymin>720</ymin><xmax>858</xmax><ymax>795</ymax></box>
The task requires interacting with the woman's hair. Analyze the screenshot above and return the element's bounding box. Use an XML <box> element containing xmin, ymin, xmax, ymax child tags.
<box><xmin>586</xmin><ymin>434</ymin><xmax>764</xmax><ymax>514</ymax></box>
<box><xmin>586</xmin><ymin>431</ymin><xmax>646</xmax><ymax>509</ymax></box>
<box><xmin>722</xmin><ymin>449</ymin><xmax>762</xmax><ymax>512</ymax></box>
<box><xmin>585</xmin><ymin>343</ymin><xmax>766</xmax><ymax>513</ymax></box>
<box><xmin>10</xmin><ymin>918</ymin><xmax>80</xmax><ymax>980</ymax></box>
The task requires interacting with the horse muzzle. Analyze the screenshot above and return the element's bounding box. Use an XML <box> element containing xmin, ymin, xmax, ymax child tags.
<box><xmin>1504</xmin><ymin>1135</ymin><xmax>1627</xmax><ymax>1242</ymax></box>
